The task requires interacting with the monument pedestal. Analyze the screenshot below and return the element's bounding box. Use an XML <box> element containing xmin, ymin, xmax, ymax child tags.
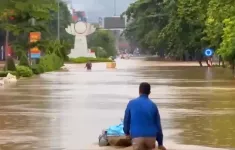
<box><xmin>68</xmin><ymin>36</ymin><xmax>96</xmax><ymax>58</ymax></box>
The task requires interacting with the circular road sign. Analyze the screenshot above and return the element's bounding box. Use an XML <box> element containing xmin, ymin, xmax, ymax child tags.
<box><xmin>204</xmin><ymin>48</ymin><xmax>214</xmax><ymax>57</ymax></box>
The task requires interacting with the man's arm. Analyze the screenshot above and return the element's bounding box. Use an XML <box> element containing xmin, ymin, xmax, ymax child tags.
<box><xmin>123</xmin><ymin>102</ymin><xmax>131</xmax><ymax>135</ymax></box>
<box><xmin>155</xmin><ymin>104</ymin><xmax>163</xmax><ymax>146</ymax></box>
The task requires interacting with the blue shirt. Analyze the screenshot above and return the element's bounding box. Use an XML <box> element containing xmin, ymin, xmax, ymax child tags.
<box><xmin>123</xmin><ymin>94</ymin><xmax>163</xmax><ymax>146</ymax></box>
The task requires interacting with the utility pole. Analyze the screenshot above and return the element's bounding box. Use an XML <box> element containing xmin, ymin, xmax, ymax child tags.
<box><xmin>5</xmin><ymin>30</ymin><xmax>9</xmax><ymax>71</ymax></box>
<box><xmin>114</xmin><ymin>0</ymin><xmax>116</xmax><ymax>16</ymax></box>
<box><xmin>30</xmin><ymin>18</ymin><xmax>36</xmax><ymax>65</ymax></box>
<box><xmin>57</xmin><ymin>0</ymin><xmax>60</xmax><ymax>40</ymax></box>
<box><xmin>113</xmin><ymin>0</ymin><xmax>119</xmax><ymax>54</ymax></box>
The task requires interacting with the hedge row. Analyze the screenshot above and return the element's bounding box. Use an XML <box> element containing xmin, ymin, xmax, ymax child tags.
<box><xmin>69</xmin><ymin>57</ymin><xmax>113</xmax><ymax>63</ymax></box>
<box><xmin>0</xmin><ymin>53</ymin><xmax>63</xmax><ymax>78</ymax></box>
<box><xmin>0</xmin><ymin>71</ymin><xmax>18</xmax><ymax>77</ymax></box>
<box><xmin>33</xmin><ymin>53</ymin><xmax>64</xmax><ymax>74</ymax></box>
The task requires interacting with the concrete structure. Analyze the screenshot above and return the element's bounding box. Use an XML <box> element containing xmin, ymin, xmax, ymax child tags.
<box><xmin>65</xmin><ymin>22</ymin><xmax>96</xmax><ymax>58</ymax></box>
<box><xmin>103</xmin><ymin>16</ymin><xmax>126</xmax><ymax>30</ymax></box>
<box><xmin>102</xmin><ymin>16</ymin><xmax>127</xmax><ymax>52</ymax></box>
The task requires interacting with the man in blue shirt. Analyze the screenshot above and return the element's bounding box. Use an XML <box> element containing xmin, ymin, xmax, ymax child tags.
<box><xmin>123</xmin><ymin>82</ymin><xmax>166</xmax><ymax>150</ymax></box>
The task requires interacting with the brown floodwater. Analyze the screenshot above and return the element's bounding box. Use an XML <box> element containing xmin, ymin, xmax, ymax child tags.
<box><xmin>0</xmin><ymin>59</ymin><xmax>234</xmax><ymax>150</ymax></box>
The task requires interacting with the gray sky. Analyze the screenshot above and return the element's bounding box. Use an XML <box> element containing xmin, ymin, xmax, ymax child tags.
<box><xmin>70</xmin><ymin>0</ymin><xmax>135</xmax><ymax>22</ymax></box>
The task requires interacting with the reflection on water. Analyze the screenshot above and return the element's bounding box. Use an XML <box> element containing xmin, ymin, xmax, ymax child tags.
<box><xmin>0</xmin><ymin>60</ymin><xmax>234</xmax><ymax>150</ymax></box>
<box><xmin>135</xmin><ymin>65</ymin><xmax>235</xmax><ymax>149</ymax></box>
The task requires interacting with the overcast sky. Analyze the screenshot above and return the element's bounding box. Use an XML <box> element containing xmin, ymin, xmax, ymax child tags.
<box><xmin>69</xmin><ymin>0</ymin><xmax>135</xmax><ymax>22</ymax></box>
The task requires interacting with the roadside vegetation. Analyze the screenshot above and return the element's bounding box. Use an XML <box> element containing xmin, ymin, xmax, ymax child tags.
<box><xmin>123</xmin><ymin>0</ymin><xmax>235</xmax><ymax>71</ymax></box>
<box><xmin>69</xmin><ymin>57</ymin><xmax>113</xmax><ymax>64</ymax></box>
<box><xmin>0</xmin><ymin>0</ymin><xmax>117</xmax><ymax>78</ymax></box>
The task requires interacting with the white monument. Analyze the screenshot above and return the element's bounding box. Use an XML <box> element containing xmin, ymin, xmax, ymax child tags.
<box><xmin>65</xmin><ymin>22</ymin><xmax>96</xmax><ymax>58</ymax></box>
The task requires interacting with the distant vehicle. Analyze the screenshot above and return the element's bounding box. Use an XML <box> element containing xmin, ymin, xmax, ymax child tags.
<box><xmin>120</xmin><ymin>54</ymin><xmax>129</xmax><ymax>59</ymax></box>
<box><xmin>120</xmin><ymin>54</ymin><xmax>125</xmax><ymax>59</ymax></box>
<box><xmin>109</xmin><ymin>56</ymin><xmax>116</xmax><ymax>60</ymax></box>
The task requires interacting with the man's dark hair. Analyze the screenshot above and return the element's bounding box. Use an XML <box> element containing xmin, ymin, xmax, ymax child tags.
<box><xmin>139</xmin><ymin>82</ymin><xmax>151</xmax><ymax>95</ymax></box>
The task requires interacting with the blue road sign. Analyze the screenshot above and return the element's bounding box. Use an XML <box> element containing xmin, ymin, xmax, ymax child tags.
<box><xmin>31</xmin><ymin>53</ymin><xmax>40</xmax><ymax>59</ymax></box>
<box><xmin>204</xmin><ymin>48</ymin><xmax>214</xmax><ymax>57</ymax></box>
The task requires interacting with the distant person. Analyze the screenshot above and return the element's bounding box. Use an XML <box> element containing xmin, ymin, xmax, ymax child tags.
<box><xmin>123</xmin><ymin>82</ymin><xmax>166</xmax><ymax>150</ymax></box>
<box><xmin>209</xmin><ymin>56</ymin><xmax>213</xmax><ymax>66</ymax></box>
<box><xmin>121</xmin><ymin>54</ymin><xmax>124</xmax><ymax>59</ymax></box>
<box><xmin>206</xmin><ymin>56</ymin><xmax>213</xmax><ymax>67</ymax></box>
<box><xmin>85</xmin><ymin>61</ymin><xmax>92</xmax><ymax>70</ymax></box>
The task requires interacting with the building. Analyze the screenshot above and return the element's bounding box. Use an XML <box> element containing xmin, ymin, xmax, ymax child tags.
<box><xmin>103</xmin><ymin>16</ymin><xmax>126</xmax><ymax>29</ymax></box>
<box><xmin>72</xmin><ymin>9</ymin><xmax>87</xmax><ymax>23</ymax></box>
<box><xmin>102</xmin><ymin>16</ymin><xmax>128</xmax><ymax>52</ymax></box>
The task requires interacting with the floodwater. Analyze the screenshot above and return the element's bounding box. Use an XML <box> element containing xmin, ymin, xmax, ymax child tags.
<box><xmin>0</xmin><ymin>59</ymin><xmax>235</xmax><ymax>150</ymax></box>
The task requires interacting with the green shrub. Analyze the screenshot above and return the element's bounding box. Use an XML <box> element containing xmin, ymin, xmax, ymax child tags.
<box><xmin>31</xmin><ymin>64</ymin><xmax>41</xmax><ymax>74</ymax></box>
<box><xmin>70</xmin><ymin>57</ymin><xmax>113</xmax><ymax>63</ymax></box>
<box><xmin>39</xmin><ymin>53</ymin><xmax>63</xmax><ymax>72</ymax></box>
<box><xmin>97</xmin><ymin>49</ymin><xmax>107</xmax><ymax>58</ymax></box>
<box><xmin>91</xmin><ymin>47</ymin><xmax>108</xmax><ymax>58</ymax></box>
<box><xmin>16</xmin><ymin>66</ymin><xmax>33</xmax><ymax>77</ymax></box>
<box><xmin>64</xmin><ymin>55</ymin><xmax>69</xmax><ymax>61</ymax></box>
<box><xmin>0</xmin><ymin>71</ymin><xmax>18</xmax><ymax>77</ymax></box>
<box><xmin>4</xmin><ymin>57</ymin><xmax>16</xmax><ymax>71</ymax></box>
<box><xmin>19</xmin><ymin>53</ymin><xmax>30</xmax><ymax>67</ymax></box>
<box><xmin>88</xmin><ymin>30</ymin><xmax>116</xmax><ymax>56</ymax></box>
<box><xmin>38</xmin><ymin>63</ymin><xmax>45</xmax><ymax>73</ymax></box>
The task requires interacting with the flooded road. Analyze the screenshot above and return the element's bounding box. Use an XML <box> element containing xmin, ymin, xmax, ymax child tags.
<box><xmin>0</xmin><ymin>59</ymin><xmax>235</xmax><ymax>150</ymax></box>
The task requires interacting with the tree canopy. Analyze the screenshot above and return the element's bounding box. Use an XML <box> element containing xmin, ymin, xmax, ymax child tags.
<box><xmin>0</xmin><ymin>0</ymin><xmax>57</xmax><ymax>35</ymax></box>
<box><xmin>122</xmin><ymin>0</ymin><xmax>235</xmax><ymax>62</ymax></box>
<box><xmin>88</xmin><ymin>30</ymin><xmax>116</xmax><ymax>57</ymax></box>
<box><xmin>0</xmin><ymin>0</ymin><xmax>74</xmax><ymax>59</ymax></box>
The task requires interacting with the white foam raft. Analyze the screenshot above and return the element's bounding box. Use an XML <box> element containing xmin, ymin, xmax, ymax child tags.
<box><xmin>0</xmin><ymin>73</ymin><xmax>17</xmax><ymax>86</ymax></box>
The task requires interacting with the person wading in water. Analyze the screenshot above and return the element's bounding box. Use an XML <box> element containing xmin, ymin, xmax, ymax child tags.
<box><xmin>85</xmin><ymin>61</ymin><xmax>92</xmax><ymax>71</ymax></box>
<box><xmin>123</xmin><ymin>82</ymin><xmax>167</xmax><ymax>150</ymax></box>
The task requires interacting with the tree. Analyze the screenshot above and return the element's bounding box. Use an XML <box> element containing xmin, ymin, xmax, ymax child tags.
<box><xmin>0</xmin><ymin>0</ymin><xmax>57</xmax><ymax>35</ymax></box>
<box><xmin>0</xmin><ymin>0</ymin><xmax>57</xmax><ymax>63</ymax></box>
<box><xmin>46</xmin><ymin>1</ymin><xmax>74</xmax><ymax>44</ymax></box>
<box><xmin>217</xmin><ymin>17</ymin><xmax>235</xmax><ymax>73</ymax></box>
<box><xmin>122</xmin><ymin>0</ymin><xmax>235</xmax><ymax>74</ymax></box>
<box><xmin>122</xmin><ymin>0</ymin><xmax>170</xmax><ymax>55</ymax></box>
<box><xmin>88</xmin><ymin>30</ymin><xmax>116</xmax><ymax>56</ymax></box>
<box><xmin>4</xmin><ymin>56</ymin><xmax>16</xmax><ymax>71</ymax></box>
<box><xmin>204</xmin><ymin>0</ymin><xmax>235</xmax><ymax>49</ymax></box>
<box><xmin>123</xmin><ymin>0</ymin><xmax>209</xmax><ymax>60</ymax></box>
<box><xmin>90</xmin><ymin>47</ymin><xmax>107</xmax><ymax>58</ymax></box>
<box><xmin>19</xmin><ymin>53</ymin><xmax>30</xmax><ymax>67</ymax></box>
<box><xmin>0</xmin><ymin>0</ymin><xmax>73</xmax><ymax>61</ymax></box>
